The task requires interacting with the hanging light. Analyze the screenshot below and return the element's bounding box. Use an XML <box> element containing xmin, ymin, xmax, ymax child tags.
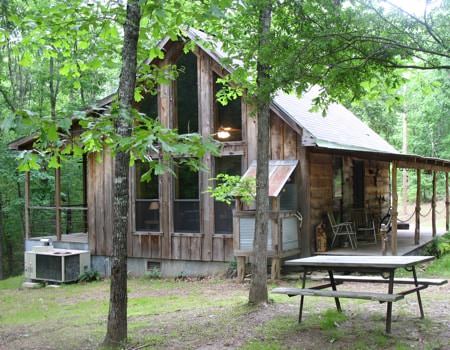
<box><xmin>217</xmin><ymin>127</ymin><xmax>232</xmax><ymax>140</ymax></box>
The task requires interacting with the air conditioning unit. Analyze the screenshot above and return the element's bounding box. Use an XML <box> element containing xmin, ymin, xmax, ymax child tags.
<box><xmin>25</xmin><ymin>247</ymin><xmax>90</xmax><ymax>283</ymax></box>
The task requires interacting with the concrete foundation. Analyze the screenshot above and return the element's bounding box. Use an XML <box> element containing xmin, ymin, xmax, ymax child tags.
<box><xmin>91</xmin><ymin>255</ymin><xmax>229</xmax><ymax>278</ymax></box>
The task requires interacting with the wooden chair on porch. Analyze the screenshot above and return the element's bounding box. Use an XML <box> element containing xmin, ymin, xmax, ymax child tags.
<box><xmin>327</xmin><ymin>212</ymin><xmax>358</xmax><ymax>249</ymax></box>
<box><xmin>352</xmin><ymin>209</ymin><xmax>377</xmax><ymax>244</ymax></box>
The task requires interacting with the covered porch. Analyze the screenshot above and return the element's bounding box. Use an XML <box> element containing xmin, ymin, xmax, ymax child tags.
<box><xmin>318</xmin><ymin>149</ymin><xmax>449</xmax><ymax>256</ymax></box>
<box><xmin>19</xmin><ymin>155</ymin><xmax>88</xmax><ymax>249</ymax></box>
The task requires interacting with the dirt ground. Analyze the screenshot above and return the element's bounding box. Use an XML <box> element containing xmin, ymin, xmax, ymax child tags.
<box><xmin>0</xmin><ymin>276</ymin><xmax>449</xmax><ymax>350</ymax></box>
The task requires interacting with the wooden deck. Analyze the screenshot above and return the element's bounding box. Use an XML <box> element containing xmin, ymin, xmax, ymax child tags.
<box><xmin>316</xmin><ymin>228</ymin><xmax>446</xmax><ymax>256</ymax></box>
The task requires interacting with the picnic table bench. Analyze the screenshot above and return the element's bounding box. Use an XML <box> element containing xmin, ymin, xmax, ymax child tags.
<box><xmin>271</xmin><ymin>255</ymin><xmax>447</xmax><ymax>333</ymax></box>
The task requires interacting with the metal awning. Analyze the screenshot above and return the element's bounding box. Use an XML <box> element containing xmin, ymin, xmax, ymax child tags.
<box><xmin>242</xmin><ymin>160</ymin><xmax>298</xmax><ymax>197</ymax></box>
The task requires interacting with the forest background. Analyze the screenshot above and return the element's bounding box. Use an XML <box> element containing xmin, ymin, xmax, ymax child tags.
<box><xmin>0</xmin><ymin>0</ymin><xmax>449</xmax><ymax>279</ymax></box>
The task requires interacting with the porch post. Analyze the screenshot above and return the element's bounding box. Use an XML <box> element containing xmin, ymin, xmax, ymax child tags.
<box><xmin>431</xmin><ymin>171</ymin><xmax>437</xmax><ymax>238</ymax></box>
<box><xmin>446</xmin><ymin>172</ymin><xmax>449</xmax><ymax>232</ymax></box>
<box><xmin>55</xmin><ymin>167</ymin><xmax>61</xmax><ymax>241</ymax></box>
<box><xmin>24</xmin><ymin>171</ymin><xmax>30</xmax><ymax>240</ymax></box>
<box><xmin>391</xmin><ymin>162</ymin><xmax>398</xmax><ymax>256</ymax></box>
<box><xmin>414</xmin><ymin>169</ymin><xmax>421</xmax><ymax>245</ymax></box>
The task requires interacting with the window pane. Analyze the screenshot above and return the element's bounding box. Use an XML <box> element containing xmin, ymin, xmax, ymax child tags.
<box><xmin>280</xmin><ymin>178</ymin><xmax>297</xmax><ymax>211</ymax></box>
<box><xmin>136</xmin><ymin>162</ymin><xmax>159</xmax><ymax>199</ymax></box>
<box><xmin>139</xmin><ymin>92</ymin><xmax>158</xmax><ymax>119</ymax></box>
<box><xmin>175</xmin><ymin>165</ymin><xmax>199</xmax><ymax>199</ymax></box>
<box><xmin>173</xmin><ymin>201</ymin><xmax>200</xmax><ymax>233</ymax></box>
<box><xmin>215</xmin><ymin>156</ymin><xmax>241</xmax><ymax>176</ymax></box>
<box><xmin>214</xmin><ymin>156</ymin><xmax>242</xmax><ymax>234</ymax></box>
<box><xmin>214</xmin><ymin>73</ymin><xmax>242</xmax><ymax>141</ymax></box>
<box><xmin>177</xmin><ymin>53</ymin><xmax>198</xmax><ymax>134</ymax></box>
<box><xmin>136</xmin><ymin>201</ymin><xmax>160</xmax><ymax>231</ymax></box>
<box><xmin>135</xmin><ymin>162</ymin><xmax>160</xmax><ymax>231</ymax></box>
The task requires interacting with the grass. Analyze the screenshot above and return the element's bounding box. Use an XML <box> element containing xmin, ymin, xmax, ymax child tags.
<box><xmin>0</xmin><ymin>252</ymin><xmax>449</xmax><ymax>349</ymax></box>
<box><xmin>0</xmin><ymin>275</ymin><xmax>25</xmax><ymax>290</ymax></box>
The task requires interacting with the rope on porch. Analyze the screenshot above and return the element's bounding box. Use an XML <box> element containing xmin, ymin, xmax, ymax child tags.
<box><xmin>419</xmin><ymin>207</ymin><xmax>433</xmax><ymax>218</ymax></box>
<box><xmin>398</xmin><ymin>205</ymin><xmax>442</xmax><ymax>222</ymax></box>
<box><xmin>397</xmin><ymin>211</ymin><xmax>416</xmax><ymax>223</ymax></box>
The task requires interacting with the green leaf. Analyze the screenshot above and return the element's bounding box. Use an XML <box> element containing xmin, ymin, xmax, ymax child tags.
<box><xmin>48</xmin><ymin>155</ymin><xmax>61</xmax><ymax>169</ymax></box>
<box><xmin>134</xmin><ymin>88</ymin><xmax>143</xmax><ymax>102</ymax></box>
<box><xmin>46</xmin><ymin>124</ymin><xmax>59</xmax><ymax>142</ymax></box>
<box><xmin>19</xmin><ymin>51</ymin><xmax>33</xmax><ymax>67</ymax></box>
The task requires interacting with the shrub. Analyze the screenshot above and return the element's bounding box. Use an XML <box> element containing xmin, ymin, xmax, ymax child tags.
<box><xmin>78</xmin><ymin>270</ymin><xmax>101</xmax><ymax>283</ymax></box>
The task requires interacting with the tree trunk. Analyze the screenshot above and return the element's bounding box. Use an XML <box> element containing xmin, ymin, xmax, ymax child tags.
<box><xmin>49</xmin><ymin>57</ymin><xmax>60</xmax><ymax>120</ymax></box>
<box><xmin>401</xmin><ymin>112</ymin><xmax>408</xmax><ymax>215</ymax></box>
<box><xmin>103</xmin><ymin>0</ymin><xmax>140</xmax><ymax>347</ymax></box>
<box><xmin>249</xmin><ymin>1</ymin><xmax>272</xmax><ymax>305</ymax></box>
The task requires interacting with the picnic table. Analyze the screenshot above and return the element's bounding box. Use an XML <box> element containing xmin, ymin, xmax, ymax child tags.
<box><xmin>272</xmin><ymin>255</ymin><xmax>447</xmax><ymax>333</ymax></box>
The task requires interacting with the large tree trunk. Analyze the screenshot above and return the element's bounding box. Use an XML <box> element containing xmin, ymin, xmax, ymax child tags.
<box><xmin>249</xmin><ymin>1</ymin><xmax>272</xmax><ymax>305</ymax></box>
<box><xmin>103</xmin><ymin>0</ymin><xmax>141</xmax><ymax>347</ymax></box>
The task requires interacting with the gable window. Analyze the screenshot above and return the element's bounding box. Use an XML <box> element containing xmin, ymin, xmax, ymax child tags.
<box><xmin>214</xmin><ymin>156</ymin><xmax>242</xmax><ymax>234</ymax></box>
<box><xmin>214</xmin><ymin>73</ymin><xmax>242</xmax><ymax>141</ymax></box>
<box><xmin>135</xmin><ymin>162</ymin><xmax>160</xmax><ymax>232</ymax></box>
<box><xmin>176</xmin><ymin>53</ymin><xmax>198</xmax><ymax>134</ymax></box>
<box><xmin>173</xmin><ymin>164</ymin><xmax>200</xmax><ymax>233</ymax></box>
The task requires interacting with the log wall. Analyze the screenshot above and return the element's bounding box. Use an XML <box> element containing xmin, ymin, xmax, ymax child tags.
<box><xmin>306</xmin><ymin>152</ymin><xmax>391</xmax><ymax>253</ymax></box>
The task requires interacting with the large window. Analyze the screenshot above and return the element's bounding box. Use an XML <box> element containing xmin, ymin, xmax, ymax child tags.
<box><xmin>173</xmin><ymin>164</ymin><xmax>200</xmax><ymax>233</ymax></box>
<box><xmin>214</xmin><ymin>156</ymin><xmax>242</xmax><ymax>234</ymax></box>
<box><xmin>214</xmin><ymin>73</ymin><xmax>242</xmax><ymax>141</ymax></box>
<box><xmin>176</xmin><ymin>53</ymin><xmax>198</xmax><ymax>134</ymax></box>
<box><xmin>135</xmin><ymin>163</ymin><xmax>160</xmax><ymax>232</ymax></box>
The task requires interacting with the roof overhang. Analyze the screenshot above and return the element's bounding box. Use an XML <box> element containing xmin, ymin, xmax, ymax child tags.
<box><xmin>309</xmin><ymin>146</ymin><xmax>450</xmax><ymax>172</ymax></box>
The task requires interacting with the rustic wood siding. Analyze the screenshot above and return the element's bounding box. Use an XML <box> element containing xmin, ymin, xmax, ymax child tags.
<box><xmin>87</xmin><ymin>150</ymin><xmax>114</xmax><ymax>256</ymax></box>
<box><xmin>270</xmin><ymin>112</ymin><xmax>298</xmax><ymax>160</ymax></box>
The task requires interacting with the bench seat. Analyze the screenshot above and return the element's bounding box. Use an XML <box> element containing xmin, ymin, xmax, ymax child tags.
<box><xmin>326</xmin><ymin>275</ymin><xmax>447</xmax><ymax>286</ymax></box>
<box><xmin>271</xmin><ymin>287</ymin><xmax>404</xmax><ymax>302</ymax></box>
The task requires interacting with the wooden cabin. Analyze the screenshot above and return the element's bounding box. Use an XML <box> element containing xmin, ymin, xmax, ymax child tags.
<box><xmin>11</xmin><ymin>29</ymin><xmax>450</xmax><ymax>277</ymax></box>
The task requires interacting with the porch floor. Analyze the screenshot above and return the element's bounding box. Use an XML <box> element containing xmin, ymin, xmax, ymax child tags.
<box><xmin>316</xmin><ymin>228</ymin><xmax>446</xmax><ymax>256</ymax></box>
<box><xmin>28</xmin><ymin>232</ymin><xmax>88</xmax><ymax>244</ymax></box>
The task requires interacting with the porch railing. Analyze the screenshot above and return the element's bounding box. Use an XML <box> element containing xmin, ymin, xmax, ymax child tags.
<box><xmin>27</xmin><ymin>206</ymin><xmax>87</xmax><ymax>239</ymax></box>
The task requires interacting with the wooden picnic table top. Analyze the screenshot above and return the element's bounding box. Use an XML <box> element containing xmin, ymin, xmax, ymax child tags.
<box><xmin>285</xmin><ymin>255</ymin><xmax>435</xmax><ymax>269</ymax></box>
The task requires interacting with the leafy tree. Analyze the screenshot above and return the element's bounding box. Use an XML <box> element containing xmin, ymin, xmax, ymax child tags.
<box><xmin>205</xmin><ymin>0</ymin><xmax>449</xmax><ymax>304</ymax></box>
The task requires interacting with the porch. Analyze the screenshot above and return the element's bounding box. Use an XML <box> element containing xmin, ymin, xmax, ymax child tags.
<box><xmin>22</xmin><ymin>155</ymin><xmax>88</xmax><ymax>248</ymax></box>
<box><xmin>26</xmin><ymin>232</ymin><xmax>88</xmax><ymax>251</ymax></box>
<box><xmin>317</xmin><ymin>228</ymin><xmax>446</xmax><ymax>256</ymax></box>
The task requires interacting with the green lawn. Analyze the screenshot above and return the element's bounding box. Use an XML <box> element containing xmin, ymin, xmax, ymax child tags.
<box><xmin>0</xmin><ymin>254</ymin><xmax>448</xmax><ymax>350</ymax></box>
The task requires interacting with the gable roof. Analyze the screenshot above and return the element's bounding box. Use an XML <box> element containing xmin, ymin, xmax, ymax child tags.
<box><xmin>273</xmin><ymin>88</ymin><xmax>399</xmax><ymax>154</ymax></box>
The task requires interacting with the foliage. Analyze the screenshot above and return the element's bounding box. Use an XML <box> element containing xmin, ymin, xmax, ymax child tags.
<box><xmin>78</xmin><ymin>269</ymin><xmax>101</xmax><ymax>283</ymax></box>
<box><xmin>145</xmin><ymin>267</ymin><xmax>161</xmax><ymax>279</ymax></box>
<box><xmin>206</xmin><ymin>174</ymin><xmax>256</xmax><ymax>206</ymax></box>
<box><xmin>425</xmin><ymin>251</ymin><xmax>450</xmax><ymax>277</ymax></box>
<box><xmin>425</xmin><ymin>232</ymin><xmax>450</xmax><ymax>259</ymax></box>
